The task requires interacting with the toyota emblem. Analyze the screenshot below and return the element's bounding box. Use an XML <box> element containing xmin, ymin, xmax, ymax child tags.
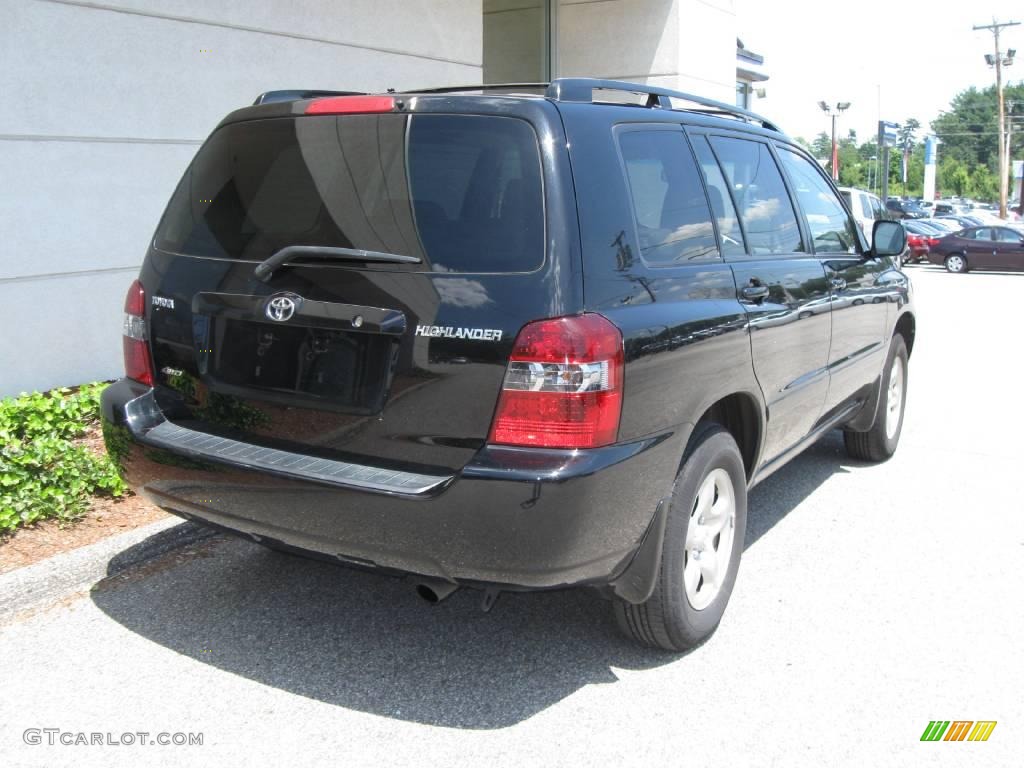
<box><xmin>266</xmin><ymin>294</ymin><xmax>299</xmax><ymax>322</ymax></box>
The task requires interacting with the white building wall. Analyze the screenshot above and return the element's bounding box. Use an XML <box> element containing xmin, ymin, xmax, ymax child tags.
<box><xmin>0</xmin><ymin>0</ymin><xmax>481</xmax><ymax>396</ymax></box>
<box><xmin>556</xmin><ymin>0</ymin><xmax>735</xmax><ymax>102</ymax></box>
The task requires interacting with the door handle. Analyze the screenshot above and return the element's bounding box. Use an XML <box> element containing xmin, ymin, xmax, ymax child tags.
<box><xmin>830</xmin><ymin>277</ymin><xmax>847</xmax><ymax>291</ymax></box>
<box><xmin>739</xmin><ymin>284</ymin><xmax>770</xmax><ymax>302</ymax></box>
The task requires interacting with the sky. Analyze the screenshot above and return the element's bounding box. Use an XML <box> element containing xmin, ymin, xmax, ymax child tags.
<box><xmin>735</xmin><ymin>0</ymin><xmax>1024</xmax><ymax>145</ymax></box>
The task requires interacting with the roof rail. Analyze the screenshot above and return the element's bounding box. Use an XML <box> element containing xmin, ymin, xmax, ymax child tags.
<box><xmin>545</xmin><ymin>78</ymin><xmax>780</xmax><ymax>132</ymax></box>
<box><xmin>253</xmin><ymin>89</ymin><xmax>366</xmax><ymax>106</ymax></box>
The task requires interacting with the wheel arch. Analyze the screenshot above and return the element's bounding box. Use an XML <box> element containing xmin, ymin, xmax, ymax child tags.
<box><xmin>689</xmin><ymin>391</ymin><xmax>764</xmax><ymax>483</ymax></box>
<box><xmin>894</xmin><ymin>310</ymin><xmax>916</xmax><ymax>357</ymax></box>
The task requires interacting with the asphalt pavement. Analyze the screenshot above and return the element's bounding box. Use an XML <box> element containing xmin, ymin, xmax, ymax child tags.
<box><xmin>1</xmin><ymin>265</ymin><xmax>1021</xmax><ymax>767</ymax></box>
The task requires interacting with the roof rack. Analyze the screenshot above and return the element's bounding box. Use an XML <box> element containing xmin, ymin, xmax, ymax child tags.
<box><xmin>252</xmin><ymin>89</ymin><xmax>366</xmax><ymax>106</ymax></box>
<box><xmin>254</xmin><ymin>80</ymin><xmax>780</xmax><ymax>131</ymax></box>
<box><xmin>545</xmin><ymin>78</ymin><xmax>780</xmax><ymax>132</ymax></box>
<box><xmin>404</xmin><ymin>83</ymin><xmax>549</xmax><ymax>95</ymax></box>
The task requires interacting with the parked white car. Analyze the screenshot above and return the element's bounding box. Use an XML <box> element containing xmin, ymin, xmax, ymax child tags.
<box><xmin>838</xmin><ymin>187</ymin><xmax>888</xmax><ymax>245</ymax></box>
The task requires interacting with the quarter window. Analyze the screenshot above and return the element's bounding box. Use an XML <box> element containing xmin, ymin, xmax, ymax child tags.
<box><xmin>618</xmin><ymin>130</ymin><xmax>719</xmax><ymax>265</ymax></box>
<box><xmin>709</xmin><ymin>137</ymin><xmax>804</xmax><ymax>255</ymax></box>
<box><xmin>778</xmin><ymin>148</ymin><xmax>859</xmax><ymax>254</ymax></box>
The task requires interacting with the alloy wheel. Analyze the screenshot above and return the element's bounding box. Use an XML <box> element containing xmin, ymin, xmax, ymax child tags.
<box><xmin>683</xmin><ymin>468</ymin><xmax>736</xmax><ymax>610</ymax></box>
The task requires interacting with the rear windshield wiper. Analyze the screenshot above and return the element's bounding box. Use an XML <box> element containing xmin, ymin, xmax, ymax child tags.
<box><xmin>254</xmin><ymin>245</ymin><xmax>421</xmax><ymax>281</ymax></box>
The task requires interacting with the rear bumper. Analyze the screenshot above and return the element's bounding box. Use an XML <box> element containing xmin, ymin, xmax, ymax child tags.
<box><xmin>101</xmin><ymin>379</ymin><xmax>683</xmax><ymax>590</ymax></box>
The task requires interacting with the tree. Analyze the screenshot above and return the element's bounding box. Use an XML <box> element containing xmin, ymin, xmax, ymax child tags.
<box><xmin>810</xmin><ymin>131</ymin><xmax>831</xmax><ymax>162</ymax></box>
<box><xmin>939</xmin><ymin>156</ymin><xmax>970</xmax><ymax>197</ymax></box>
<box><xmin>931</xmin><ymin>82</ymin><xmax>1024</xmax><ymax>175</ymax></box>
<box><xmin>897</xmin><ymin>118</ymin><xmax>921</xmax><ymax>152</ymax></box>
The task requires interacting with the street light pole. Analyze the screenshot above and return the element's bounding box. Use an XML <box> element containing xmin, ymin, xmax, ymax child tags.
<box><xmin>819</xmin><ymin>101</ymin><xmax>851</xmax><ymax>181</ymax></box>
<box><xmin>831</xmin><ymin>113</ymin><xmax>838</xmax><ymax>181</ymax></box>
<box><xmin>974</xmin><ymin>19</ymin><xmax>1019</xmax><ymax>218</ymax></box>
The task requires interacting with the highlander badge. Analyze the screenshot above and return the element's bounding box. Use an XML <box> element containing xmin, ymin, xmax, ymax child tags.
<box><xmin>415</xmin><ymin>325</ymin><xmax>503</xmax><ymax>341</ymax></box>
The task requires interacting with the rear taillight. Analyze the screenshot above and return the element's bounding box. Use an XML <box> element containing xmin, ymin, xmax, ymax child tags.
<box><xmin>305</xmin><ymin>95</ymin><xmax>396</xmax><ymax>115</ymax></box>
<box><xmin>927</xmin><ymin>237</ymin><xmax>941</xmax><ymax>247</ymax></box>
<box><xmin>122</xmin><ymin>279</ymin><xmax>154</xmax><ymax>386</ymax></box>
<box><xmin>488</xmin><ymin>314</ymin><xmax>624</xmax><ymax>449</ymax></box>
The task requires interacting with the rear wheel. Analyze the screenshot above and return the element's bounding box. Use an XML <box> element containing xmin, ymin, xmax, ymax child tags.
<box><xmin>945</xmin><ymin>253</ymin><xmax>967</xmax><ymax>273</ymax></box>
<box><xmin>844</xmin><ymin>334</ymin><xmax>908</xmax><ymax>462</ymax></box>
<box><xmin>614</xmin><ymin>425</ymin><xmax>747</xmax><ymax>652</ymax></box>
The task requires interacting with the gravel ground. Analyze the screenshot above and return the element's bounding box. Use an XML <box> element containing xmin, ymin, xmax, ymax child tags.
<box><xmin>1</xmin><ymin>265</ymin><xmax>1021</xmax><ymax>768</ymax></box>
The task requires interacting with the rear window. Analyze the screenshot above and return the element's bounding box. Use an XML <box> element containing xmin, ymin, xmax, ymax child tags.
<box><xmin>154</xmin><ymin>114</ymin><xmax>544</xmax><ymax>273</ymax></box>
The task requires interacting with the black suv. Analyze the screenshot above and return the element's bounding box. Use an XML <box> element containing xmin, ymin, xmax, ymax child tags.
<box><xmin>885</xmin><ymin>198</ymin><xmax>928</xmax><ymax>219</ymax></box>
<box><xmin>102</xmin><ymin>79</ymin><xmax>914</xmax><ymax>651</ymax></box>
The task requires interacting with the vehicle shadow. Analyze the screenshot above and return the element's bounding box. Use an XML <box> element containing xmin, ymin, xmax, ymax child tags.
<box><xmin>90</xmin><ymin>430</ymin><xmax>857</xmax><ymax>730</ymax></box>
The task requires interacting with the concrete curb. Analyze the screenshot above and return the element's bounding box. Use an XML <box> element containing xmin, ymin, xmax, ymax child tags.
<box><xmin>0</xmin><ymin>518</ymin><xmax>217</xmax><ymax>621</ymax></box>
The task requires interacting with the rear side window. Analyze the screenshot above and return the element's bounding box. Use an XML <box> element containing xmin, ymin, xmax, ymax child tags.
<box><xmin>709</xmin><ymin>137</ymin><xmax>804</xmax><ymax>255</ymax></box>
<box><xmin>777</xmin><ymin>148</ymin><xmax>859</xmax><ymax>254</ymax></box>
<box><xmin>691</xmin><ymin>137</ymin><xmax>746</xmax><ymax>257</ymax></box>
<box><xmin>859</xmin><ymin>195</ymin><xmax>873</xmax><ymax>219</ymax></box>
<box><xmin>155</xmin><ymin>114</ymin><xmax>544</xmax><ymax>273</ymax></box>
<box><xmin>618</xmin><ymin>129</ymin><xmax>719</xmax><ymax>265</ymax></box>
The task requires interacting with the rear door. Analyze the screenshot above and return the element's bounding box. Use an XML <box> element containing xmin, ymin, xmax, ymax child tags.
<box><xmin>990</xmin><ymin>227</ymin><xmax>1024</xmax><ymax>270</ymax></box>
<box><xmin>694</xmin><ymin>133</ymin><xmax>831</xmax><ymax>463</ymax></box>
<box><xmin>143</xmin><ymin>100</ymin><xmax>579</xmax><ymax>474</ymax></box>
<box><xmin>963</xmin><ymin>228</ymin><xmax>993</xmax><ymax>266</ymax></box>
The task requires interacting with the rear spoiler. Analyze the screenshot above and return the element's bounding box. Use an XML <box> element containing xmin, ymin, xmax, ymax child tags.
<box><xmin>252</xmin><ymin>89</ymin><xmax>367</xmax><ymax>106</ymax></box>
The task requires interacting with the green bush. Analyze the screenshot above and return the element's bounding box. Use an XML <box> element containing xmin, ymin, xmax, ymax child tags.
<box><xmin>0</xmin><ymin>383</ymin><xmax>127</xmax><ymax>534</ymax></box>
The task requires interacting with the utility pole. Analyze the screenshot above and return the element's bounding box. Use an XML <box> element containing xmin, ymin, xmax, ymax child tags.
<box><xmin>974</xmin><ymin>18</ymin><xmax>1019</xmax><ymax>218</ymax></box>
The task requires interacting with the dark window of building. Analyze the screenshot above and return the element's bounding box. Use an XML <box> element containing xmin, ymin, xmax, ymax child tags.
<box><xmin>483</xmin><ymin>1</ymin><xmax>552</xmax><ymax>82</ymax></box>
<box><xmin>735</xmin><ymin>81</ymin><xmax>750</xmax><ymax>109</ymax></box>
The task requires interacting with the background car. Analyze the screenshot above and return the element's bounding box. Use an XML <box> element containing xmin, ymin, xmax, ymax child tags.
<box><xmin>922</xmin><ymin>217</ymin><xmax>961</xmax><ymax>234</ymax></box>
<box><xmin>886</xmin><ymin>198</ymin><xmax>928</xmax><ymax>219</ymax></box>
<box><xmin>932</xmin><ymin>201</ymin><xmax>972</xmax><ymax>217</ymax></box>
<box><xmin>932</xmin><ymin>214</ymin><xmax>979</xmax><ymax>230</ymax></box>
<box><xmin>902</xmin><ymin>219</ymin><xmax>945</xmax><ymax>263</ymax></box>
<box><xmin>839</xmin><ymin>186</ymin><xmax>889</xmax><ymax>245</ymax></box>
<box><xmin>927</xmin><ymin>225</ymin><xmax>1024</xmax><ymax>272</ymax></box>
<box><xmin>963</xmin><ymin>209</ymin><xmax>1024</xmax><ymax>228</ymax></box>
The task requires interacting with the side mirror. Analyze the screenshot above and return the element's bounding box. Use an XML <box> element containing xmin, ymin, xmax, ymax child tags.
<box><xmin>872</xmin><ymin>220</ymin><xmax>906</xmax><ymax>257</ymax></box>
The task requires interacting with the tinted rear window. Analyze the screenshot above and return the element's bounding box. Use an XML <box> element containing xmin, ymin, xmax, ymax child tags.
<box><xmin>154</xmin><ymin>114</ymin><xmax>544</xmax><ymax>273</ymax></box>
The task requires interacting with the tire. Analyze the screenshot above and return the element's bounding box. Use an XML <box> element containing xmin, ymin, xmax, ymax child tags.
<box><xmin>945</xmin><ymin>253</ymin><xmax>967</xmax><ymax>273</ymax></box>
<box><xmin>614</xmin><ymin>425</ymin><xmax>747</xmax><ymax>652</ymax></box>
<box><xmin>843</xmin><ymin>334</ymin><xmax>909</xmax><ymax>462</ymax></box>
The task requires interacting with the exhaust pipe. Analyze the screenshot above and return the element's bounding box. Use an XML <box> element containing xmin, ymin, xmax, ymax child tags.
<box><xmin>413</xmin><ymin>578</ymin><xmax>459</xmax><ymax>604</ymax></box>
